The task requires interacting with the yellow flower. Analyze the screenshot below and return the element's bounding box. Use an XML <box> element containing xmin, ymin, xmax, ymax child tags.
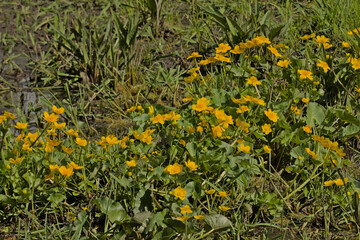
<box><xmin>305</xmin><ymin>148</ymin><xmax>318</xmax><ymax>159</ymax></box>
<box><xmin>44</xmin><ymin>172</ymin><xmax>55</xmax><ymax>181</ymax></box>
<box><xmin>298</xmin><ymin>69</ymin><xmax>313</xmax><ymax>81</ymax></box>
<box><xmin>263</xmin><ymin>145</ymin><xmax>271</xmax><ymax>153</ymax></box>
<box><xmin>4</xmin><ymin>111</ymin><xmax>16</xmax><ymax>120</ymax></box>
<box><xmin>290</xmin><ymin>106</ymin><xmax>301</xmax><ymax>115</ymax></box>
<box><xmin>246</xmin><ymin>76</ymin><xmax>261</xmax><ymax>86</ymax></box>
<box><xmin>236</xmin><ymin>105</ymin><xmax>249</xmax><ymax>114</ymax></box>
<box><xmin>348</xmin><ymin>27</ymin><xmax>360</xmax><ymax>36</ymax></box>
<box><xmin>351</xmin><ymin>58</ymin><xmax>360</xmax><ymax>70</ymax></box>
<box><xmin>261</xmin><ymin>124</ymin><xmax>272</xmax><ymax>135</ymax></box>
<box><xmin>65</xmin><ymin>129</ymin><xmax>79</xmax><ymax>137</ymax></box>
<box><xmin>187</xmin><ymin>52</ymin><xmax>203</xmax><ymax>60</ymax></box>
<box><xmin>164</xmin><ymin>163</ymin><xmax>183</xmax><ymax>174</ymax></box>
<box><xmin>150</xmin><ymin>114</ymin><xmax>165</xmax><ymax>125</ymax></box>
<box><xmin>127</xmin><ymin>106</ymin><xmax>137</xmax><ymax>112</ymax></box>
<box><xmin>9</xmin><ymin>157</ymin><xmax>24</xmax><ymax>164</ymax></box>
<box><xmin>183</xmin><ymin>96</ymin><xmax>193</xmax><ymax>102</ymax></box>
<box><xmin>238</xmin><ymin>144</ymin><xmax>250</xmax><ymax>154</ymax></box>
<box><xmin>75</xmin><ymin>137</ymin><xmax>87</xmax><ymax>147</ymax></box>
<box><xmin>342</xmin><ymin>41</ymin><xmax>351</xmax><ymax>48</ymax></box>
<box><xmin>192</xmin><ymin>97</ymin><xmax>214</xmax><ymax>112</ymax></box>
<box><xmin>185</xmin><ymin>160</ymin><xmax>199</xmax><ymax>171</ymax></box>
<box><xmin>188</xmin><ymin>67</ymin><xmax>200</xmax><ymax>74</ymax></box>
<box><xmin>126</xmin><ymin>160</ymin><xmax>137</xmax><ymax>168</ymax></box>
<box><xmin>180</xmin><ymin>205</ymin><xmax>192</xmax><ymax>214</ymax></box>
<box><xmin>15</xmin><ymin>122</ymin><xmax>28</xmax><ymax>129</ymax></box>
<box><xmin>235</xmin><ymin>120</ymin><xmax>250</xmax><ymax>133</ymax></box>
<box><xmin>205</xmin><ymin>189</ymin><xmax>216</xmax><ymax>194</ymax></box>
<box><xmin>324</xmin><ymin>180</ymin><xmax>334</xmax><ymax>187</ymax></box>
<box><xmin>215</xmin><ymin>43</ymin><xmax>231</xmax><ymax>53</ymax></box>
<box><xmin>43</xmin><ymin>112</ymin><xmax>59</xmax><ymax>123</ymax></box>
<box><xmin>216</xmin><ymin>191</ymin><xmax>228</xmax><ymax>197</ymax></box>
<box><xmin>214</xmin><ymin>53</ymin><xmax>231</xmax><ymax>63</ymax></box>
<box><xmin>299</xmin><ymin>33</ymin><xmax>315</xmax><ymax>40</ymax></box>
<box><xmin>52</xmin><ymin>105</ymin><xmax>65</xmax><ymax>114</ymax></box>
<box><xmin>49</xmin><ymin>164</ymin><xmax>60</xmax><ymax>171</ymax></box>
<box><xmin>212</xmin><ymin>125</ymin><xmax>223</xmax><ymax>138</ymax></box>
<box><xmin>301</xmin><ymin>98</ymin><xmax>310</xmax><ymax>103</ymax></box>
<box><xmin>177</xmin><ymin>216</ymin><xmax>190</xmax><ymax>221</ymax></box>
<box><xmin>61</xmin><ymin>145</ymin><xmax>74</xmax><ymax>154</ymax></box>
<box><xmin>58</xmin><ymin>166</ymin><xmax>74</xmax><ymax>178</ymax></box>
<box><xmin>267</xmin><ymin>45</ymin><xmax>282</xmax><ymax>57</ymax></box>
<box><xmin>317</xmin><ymin>59</ymin><xmax>330</xmax><ymax>73</ymax></box>
<box><xmin>219</xmin><ymin>206</ymin><xmax>231</xmax><ymax>212</ymax></box>
<box><xmin>194</xmin><ymin>215</ymin><xmax>204</xmax><ymax>220</ymax></box>
<box><xmin>314</xmin><ymin>35</ymin><xmax>330</xmax><ymax>46</ymax></box>
<box><xmin>230</xmin><ymin>45</ymin><xmax>245</xmax><ymax>54</ymax></box>
<box><xmin>164</xmin><ymin>111</ymin><xmax>181</xmax><ymax>122</ymax></box>
<box><xmin>251</xmin><ymin>36</ymin><xmax>271</xmax><ymax>46</ymax></box>
<box><xmin>264</xmin><ymin>109</ymin><xmax>279</xmax><ymax>122</ymax></box>
<box><xmin>302</xmin><ymin>125</ymin><xmax>312</xmax><ymax>134</ymax></box>
<box><xmin>355</xmin><ymin>87</ymin><xmax>360</xmax><ymax>93</ymax></box>
<box><xmin>54</xmin><ymin>122</ymin><xmax>66</xmax><ymax>129</ymax></box>
<box><xmin>69</xmin><ymin>161</ymin><xmax>84</xmax><ymax>170</ymax></box>
<box><xmin>333</xmin><ymin>178</ymin><xmax>348</xmax><ymax>186</ymax></box>
<box><xmin>277</xmin><ymin>59</ymin><xmax>291</xmax><ymax>68</ymax></box>
<box><xmin>173</xmin><ymin>186</ymin><xmax>187</xmax><ymax>200</ymax></box>
<box><xmin>196</xmin><ymin>126</ymin><xmax>203</xmax><ymax>132</ymax></box>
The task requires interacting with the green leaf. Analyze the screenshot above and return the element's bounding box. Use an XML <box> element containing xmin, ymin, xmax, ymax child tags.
<box><xmin>341</xmin><ymin>124</ymin><xmax>360</xmax><ymax>137</ymax></box>
<box><xmin>133</xmin><ymin>211</ymin><xmax>152</xmax><ymax>224</ymax></box>
<box><xmin>47</xmin><ymin>193</ymin><xmax>66</xmax><ymax>207</ymax></box>
<box><xmin>307</xmin><ymin>102</ymin><xmax>325</xmax><ymax>126</ymax></box>
<box><xmin>205</xmin><ymin>214</ymin><xmax>232</xmax><ymax>231</ymax></box>
<box><xmin>332</xmin><ymin>109</ymin><xmax>360</xmax><ymax>125</ymax></box>
<box><xmin>186</xmin><ymin>142</ymin><xmax>196</xmax><ymax>158</ymax></box>
<box><xmin>95</xmin><ymin>197</ymin><xmax>129</xmax><ymax>223</ymax></box>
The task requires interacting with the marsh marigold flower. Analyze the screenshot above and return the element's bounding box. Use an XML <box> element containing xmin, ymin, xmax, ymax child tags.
<box><xmin>205</xmin><ymin>189</ymin><xmax>216</xmax><ymax>194</ymax></box>
<box><xmin>126</xmin><ymin>160</ymin><xmax>137</xmax><ymax>168</ymax></box>
<box><xmin>75</xmin><ymin>137</ymin><xmax>87</xmax><ymax>147</ymax></box>
<box><xmin>264</xmin><ymin>109</ymin><xmax>279</xmax><ymax>122</ymax></box>
<box><xmin>52</xmin><ymin>105</ymin><xmax>64</xmax><ymax>114</ymax></box>
<box><xmin>15</xmin><ymin>122</ymin><xmax>28</xmax><ymax>129</ymax></box>
<box><xmin>164</xmin><ymin>163</ymin><xmax>183</xmax><ymax>175</ymax></box>
<box><xmin>277</xmin><ymin>59</ymin><xmax>291</xmax><ymax>68</ymax></box>
<box><xmin>267</xmin><ymin>45</ymin><xmax>282</xmax><ymax>57</ymax></box>
<box><xmin>298</xmin><ymin>69</ymin><xmax>313</xmax><ymax>81</ymax></box>
<box><xmin>219</xmin><ymin>206</ymin><xmax>231</xmax><ymax>212</ymax></box>
<box><xmin>216</xmin><ymin>191</ymin><xmax>228</xmax><ymax>197</ymax></box>
<box><xmin>299</xmin><ymin>33</ymin><xmax>315</xmax><ymax>40</ymax></box>
<box><xmin>150</xmin><ymin>114</ymin><xmax>165</xmax><ymax>125</ymax></box>
<box><xmin>305</xmin><ymin>148</ymin><xmax>318</xmax><ymax>159</ymax></box>
<box><xmin>62</xmin><ymin>145</ymin><xmax>74</xmax><ymax>154</ymax></box>
<box><xmin>43</xmin><ymin>112</ymin><xmax>59</xmax><ymax>123</ymax></box>
<box><xmin>302</xmin><ymin>98</ymin><xmax>310</xmax><ymax>103</ymax></box>
<box><xmin>351</xmin><ymin>58</ymin><xmax>360</xmax><ymax>70</ymax></box>
<box><xmin>263</xmin><ymin>145</ymin><xmax>271</xmax><ymax>153</ymax></box>
<box><xmin>238</xmin><ymin>144</ymin><xmax>250</xmax><ymax>153</ymax></box>
<box><xmin>9</xmin><ymin>157</ymin><xmax>24</xmax><ymax>164</ymax></box>
<box><xmin>69</xmin><ymin>161</ymin><xmax>83</xmax><ymax>170</ymax></box>
<box><xmin>180</xmin><ymin>205</ymin><xmax>192</xmax><ymax>214</ymax></box>
<box><xmin>317</xmin><ymin>59</ymin><xmax>330</xmax><ymax>73</ymax></box>
<box><xmin>246</xmin><ymin>76</ymin><xmax>261</xmax><ymax>86</ymax></box>
<box><xmin>173</xmin><ymin>186</ymin><xmax>187</xmax><ymax>200</ymax></box>
<box><xmin>185</xmin><ymin>160</ymin><xmax>199</xmax><ymax>171</ymax></box>
<box><xmin>334</xmin><ymin>178</ymin><xmax>348</xmax><ymax>186</ymax></box>
<box><xmin>303</xmin><ymin>125</ymin><xmax>312</xmax><ymax>134</ymax></box>
<box><xmin>192</xmin><ymin>97</ymin><xmax>213</xmax><ymax>112</ymax></box>
<box><xmin>187</xmin><ymin>52</ymin><xmax>203</xmax><ymax>60</ymax></box>
<box><xmin>215</xmin><ymin>43</ymin><xmax>231</xmax><ymax>53</ymax></box>
<box><xmin>342</xmin><ymin>42</ymin><xmax>351</xmax><ymax>48</ymax></box>
<box><xmin>177</xmin><ymin>216</ymin><xmax>190</xmax><ymax>221</ymax></box>
<box><xmin>194</xmin><ymin>215</ymin><xmax>204</xmax><ymax>220</ymax></box>
<box><xmin>324</xmin><ymin>180</ymin><xmax>335</xmax><ymax>187</ymax></box>
<box><xmin>212</xmin><ymin>125</ymin><xmax>223</xmax><ymax>138</ymax></box>
<box><xmin>262</xmin><ymin>124</ymin><xmax>272</xmax><ymax>135</ymax></box>
<box><xmin>59</xmin><ymin>166</ymin><xmax>74</xmax><ymax>178</ymax></box>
